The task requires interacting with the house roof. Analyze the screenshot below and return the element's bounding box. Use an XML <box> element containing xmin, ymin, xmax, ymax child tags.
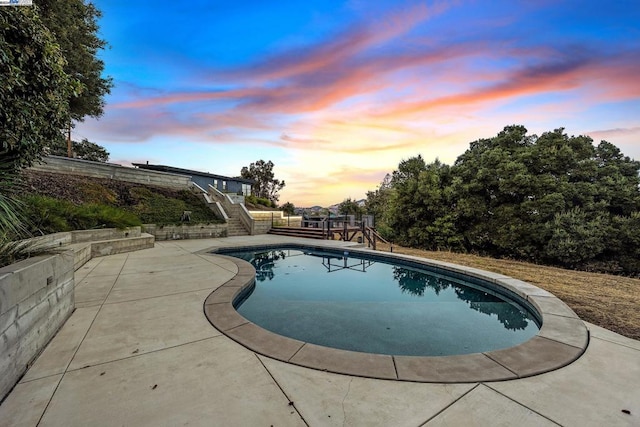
<box><xmin>132</xmin><ymin>163</ymin><xmax>255</xmax><ymax>184</ymax></box>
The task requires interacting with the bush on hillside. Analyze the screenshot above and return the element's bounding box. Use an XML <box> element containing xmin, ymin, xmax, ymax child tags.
<box><xmin>245</xmin><ymin>194</ymin><xmax>276</xmax><ymax>208</ymax></box>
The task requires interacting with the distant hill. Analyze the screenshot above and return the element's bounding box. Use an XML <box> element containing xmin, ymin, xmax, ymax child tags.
<box><xmin>296</xmin><ymin>199</ymin><xmax>366</xmax><ymax>215</ymax></box>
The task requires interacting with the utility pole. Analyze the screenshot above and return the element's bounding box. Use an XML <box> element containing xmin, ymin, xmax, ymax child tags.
<box><xmin>67</xmin><ymin>121</ymin><xmax>72</xmax><ymax>158</ymax></box>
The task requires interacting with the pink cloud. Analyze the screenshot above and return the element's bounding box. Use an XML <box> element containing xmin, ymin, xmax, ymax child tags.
<box><xmin>587</xmin><ymin>127</ymin><xmax>640</xmax><ymax>138</ymax></box>
<box><xmin>111</xmin><ymin>87</ymin><xmax>265</xmax><ymax>110</ymax></box>
<box><xmin>372</xmin><ymin>49</ymin><xmax>640</xmax><ymax>121</ymax></box>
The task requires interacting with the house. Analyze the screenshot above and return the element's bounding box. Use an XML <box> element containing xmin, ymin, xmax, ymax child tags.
<box><xmin>132</xmin><ymin>162</ymin><xmax>254</xmax><ymax>195</ymax></box>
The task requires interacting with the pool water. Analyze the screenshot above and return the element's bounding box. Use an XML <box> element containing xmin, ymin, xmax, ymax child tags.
<box><xmin>224</xmin><ymin>248</ymin><xmax>540</xmax><ymax>356</ymax></box>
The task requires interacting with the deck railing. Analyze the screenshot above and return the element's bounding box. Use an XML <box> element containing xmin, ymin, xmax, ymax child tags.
<box><xmin>286</xmin><ymin>215</ymin><xmax>393</xmax><ymax>251</ymax></box>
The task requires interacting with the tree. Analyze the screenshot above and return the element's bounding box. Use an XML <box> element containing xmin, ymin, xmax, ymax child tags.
<box><xmin>338</xmin><ymin>197</ymin><xmax>362</xmax><ymax>217</ymax></box>
<box><xmin>281</xmin><ymin>202</ymin><xmax>295</xmax><ymax>216</ymax></box>
<box><xmin>593</xmin><ymin>141</ymin><xmax>640</xmax><ymax>216</ymax></box>
<box><xmin>391</xmin><ymin>155</ymin><xmax>426</xmax><ymax>186</ymax></box>
<box><xmin>544</xmin><ymin>208</ymin><xmax>608</xmax><ymax>266</ymax></box>
<box><xmin>607</xmin><ymin>213</ymin><xmax>640</xmax><ymax>273</ymax></box>
<box><xmin>240</xmin><ymin>160</ymin><xmax>285</xmax><ymax>205</ymax></box>
<box><xmin>71</xmin><ymin>138</ymin><xmax>109</xmax><ymax>162</ymax></box>
<box><xmin>371</xmin><ymin>125</ymin><xmax>640</xmax><ymax>274</ymax></box>
<box><xmin>386</xmin><ymin>158</ymin><xmax>460</xmax><ymax>250</ymax></box>
<box><xmin>1</xmin><ymin>7</ymin><xmax>77</xmax><ymax>265</ymax></box>
<box><xmin>365</xmin><ymin>174</ymin><xmax>393</xmax><ymax>237</ymax></box>
<box><xmin>365</xmin><ymin>174</ymin><xmax>391</xmax><ymax>218</ymax></box>
<box><xmin>451</xmin><ymin>125</ymin><xmax>538</xmax><ymax>255</ymax></box>
<box><xmin>48</xmin><ymin>138</ymin><xmax>109</xmax><ymax>162</ymax></box>
<box><xmin>0</xmin><ymin>6</ymin><xmax>74</xmax><ymax>172</ymax></box>
<box><xmin>35</xmin><ymin>0</ymin><xmax>112</xmax><ymax>122</ymax></box>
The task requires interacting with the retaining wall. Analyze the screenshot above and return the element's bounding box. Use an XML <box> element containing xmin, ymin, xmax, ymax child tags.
<box><xmin>0</xmin><ymin>251</ymin><xmax>75</xmax><ymax>402</ymax></box>
<box><xmin>71</xmin><ymin>227</ymin><xmax>141</xmax><ymax>243</ymax></box>
<box><xmin>31</xmin><ymin>156</ymin><xmax>191</xmax><ymax>189</ymax></box>
<box><xmin>89</xmin><ymin>235</ymin><xmax>154</xmax><ymax>257</ymax></box>
<box><xmin>24</xmin><ymin>226</ymin><xmax>142</xmax><ymax>245</ymax></box>
<box><xmin>143</xmin><ymin>223</ymin><xmax>227</xmax><ymax>240</ymax></box>
<box><xmin>27</xmin><ymin>227</ymin><xmax>147</xmax><ymax>269</ymax></box>
<box><xmin>26</xmin><ymin>227</ymin><xmax>152</xmax><ymax>270</ymax></box>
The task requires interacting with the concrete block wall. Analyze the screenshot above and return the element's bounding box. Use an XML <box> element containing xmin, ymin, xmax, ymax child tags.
<box><xmin>25</xmin><ymin>228</ymin><xmax>144</xmax><ymax>265</ymax></box>
<box><xmin>90</xmin><ymin>235</ymin><xmax>154</xmax><ymax>257</ymax></box>
<box><xmin>72</xmin><ymin>244</ymin><xmax>92</xmax><ymax>271</ymax></box>
<box><xmin>71</xmin><ymin>227</ymin><xmax>141</xmax><ymax>243</ymax></box>
<box><xmin>31</xmin><ymin>156</ymin><xmax>191</xmax><ymax>189</ymax></box>
<box><xmin>0</xmin><ymin>251</ymin><xmax>75</xmax><ymax>401</ymax></box>
<box><xmin>250</xmin><ymin>212</ymin><xmax>274</xmax><ymax>234</ymax></box>
<box><xmin>252</xmin><ymin>221</ymin><xmax>271</xmax><ymax>235</ymax></box>
<box><xmin>143</xmin><ymin>224</ymin><xmax>227</xmax><ymax>240</ymax></box>
<box><xmin>28</xmin><ymin>232</ymin><xmax>72</xmax><ymax>249</ymax></box>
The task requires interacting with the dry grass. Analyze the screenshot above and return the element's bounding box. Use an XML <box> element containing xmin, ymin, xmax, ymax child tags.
<box><xmin>373</xmin><ymin>243</ymin><xmax>640</xmax><ymax>340</ymax></box>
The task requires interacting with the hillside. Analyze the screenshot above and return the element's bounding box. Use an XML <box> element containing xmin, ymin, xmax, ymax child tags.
<box><xmin>296</xmin><ymin>199</ymin><xmax>366</xmax><ymax>215</ymax></box>
<box><xmin>19</xmin><ymin>170</ymin><xmax>223</xmax><ymax>229</ymax></box>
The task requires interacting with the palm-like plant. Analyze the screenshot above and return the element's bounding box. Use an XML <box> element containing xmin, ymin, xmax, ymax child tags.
<box><xmin>0</xmin><ymin>159</ymin><xmax>36</xmax><ymax>267</ymax></box>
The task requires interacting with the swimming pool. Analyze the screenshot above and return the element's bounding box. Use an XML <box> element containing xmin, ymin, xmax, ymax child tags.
<box><xmin>225</xmin><ymin>247</ymin><xmax>539</xmax><ymax>356</ymax></box>
<box><xmin>204</xmin><ymin>243</ymin><xmax>589</xmax><ymax>382</ymax></box>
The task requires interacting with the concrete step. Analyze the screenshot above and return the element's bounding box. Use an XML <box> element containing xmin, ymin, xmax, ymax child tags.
<box><xmin>226</xmin><ymin>219</ymin><xmax>249</xmax><ymax>236</ymax></box>
<box><xmin>268</xmin><ymin>227</ymin><xmax>326</xmax><ymax>240</ymax></box>
<box><xmin>227</xmin><ymin>225</ymin><xmax>248</xmax><ymax>230</ymax></box>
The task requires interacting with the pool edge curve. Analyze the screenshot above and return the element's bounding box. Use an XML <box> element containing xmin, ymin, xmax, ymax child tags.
<box><xmin>202</xmin><ymin>244</ymin><xmax>589</xmax><ymax>383</ymax></box>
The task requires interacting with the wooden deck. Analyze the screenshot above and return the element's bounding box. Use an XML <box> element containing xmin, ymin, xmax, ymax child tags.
<box><xmin>267</xmin><ymin>226</ymin><xmax>361</xmax><ymax>241</ymax></box>
<box><xmin>268</xmin><ymin>224</ymin><xmax>391</xmax><ymax>251</ymax></box>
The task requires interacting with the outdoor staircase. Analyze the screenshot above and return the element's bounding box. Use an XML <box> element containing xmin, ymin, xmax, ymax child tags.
<box><xmin>226</xmin><ymin>217</ymin><xmax>250</xmax><ymax>237</ymax></box>
<box><xmin>196</xmin><ymin>183</ymin><xmax>253</xmax><ymax>236</ymax></box>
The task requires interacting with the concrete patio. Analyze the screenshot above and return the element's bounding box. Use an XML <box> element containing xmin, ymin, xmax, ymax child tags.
<box><xmin>0</xmin><ymin>235</ymin><xmax>638</xmax><ymax>426</ymax></box>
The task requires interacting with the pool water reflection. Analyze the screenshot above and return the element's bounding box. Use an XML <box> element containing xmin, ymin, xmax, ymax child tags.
<box><xmin>224</xmin><ymin>248</ymin><xmax>540</xmax><ymax>356</ymax></box>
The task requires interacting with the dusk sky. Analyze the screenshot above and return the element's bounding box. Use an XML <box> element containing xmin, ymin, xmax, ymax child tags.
<box><xmin>76</xmin><ymin>0</ymin><xmax>640</xmax><ymax>206</ymax></box>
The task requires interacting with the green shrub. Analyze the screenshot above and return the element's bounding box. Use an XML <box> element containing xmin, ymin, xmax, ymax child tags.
<box><xmin>246</xmin><ymin>194</ymin><xmax>275</xmax><ymax>208</ymax></box>
<box><xmin>74</xmin><ymin>203</ymin><xmax>142</xmax><ymax>230</ymax></box>
<box><xmin>22</xmin><ymin>195</ymin><xmax>75</xmax><ymax>233</ymax></box>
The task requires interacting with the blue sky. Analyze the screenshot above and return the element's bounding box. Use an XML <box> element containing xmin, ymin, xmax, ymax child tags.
<box><xmin>75</xmin><ymin>0</ymin><xmax>640</xmax><ymax>206</ymax></box>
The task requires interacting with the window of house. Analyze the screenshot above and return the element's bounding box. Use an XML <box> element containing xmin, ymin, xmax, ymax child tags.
<box><xmin>222</xmin><ymin>181</ymin><xmax>227</xmax><ymax>191</ymax></box>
